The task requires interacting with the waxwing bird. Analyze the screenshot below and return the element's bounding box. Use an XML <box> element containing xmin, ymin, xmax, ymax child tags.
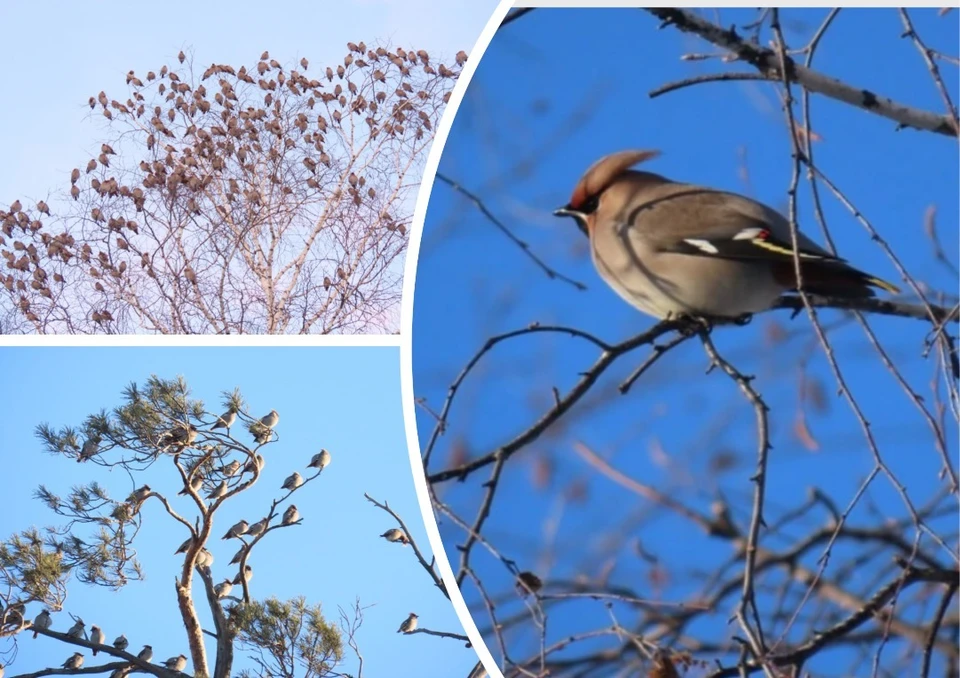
<box><xmin>178</xmin><ymin>476</ymin><xmax>203</xmax><ymax>496</ymax></box>
<box><xmin>380</xmin><ymin>528</ymin><xmax>409</xmax><ymax>545</ymax></box>
<box><xmin>282</xmin><ymin>504</ymin><xmax>299</xmax><ymax>525</ymax></box>
<box><xmin>243</xmin><ymin>454</ymin><xmax>265</xmax><ymax>474</ymax></box>
<box><xmin>114</xmin><ymin>633</ymin><xmax>128</xmax><ymax>650</ymax></box>
<box><xmin>78</xmin><ymin>436</ymin><xmax>100</xmax><ymax>462</ymax></box>
<box><xmin>228</xmin><ymin>545</ymin><xmax>247</xmax><ymax>566</ymax></box>
<box><xmin>516</xmin><ymin>571</ymin><xmax>543</xmax><ymax>597</ymax></box>
<box><xmin>162</xmin><ymin>654</ymin><xmax>188</xmax><ymax>671</ymax></box>
<box><xmin>214</xmin><ymin>579</ymin><xmax>233</xmax><ymax>599</ymax></box>
<box><xmin>129</xmin><ymin>485</ymin><xmax>152</xmax><ymax>503</ymax></box>
<box><xmin>207</xmin><ymin>480</ymin><xmax>228</xmax><ymax>500</ymax></box>
<box><xmin>90</xmin><ymin>625</ymin><xmax>104</xmax><ymax>654</ymax></box>
<box><xmin>221</xmin><ymin>460</ymin><xmax>241</xmax><ymax>476</ymax></box>
<box><xmin>307</xmin><ymin>449</ymin><xmax>331</xmax><ymax>470</ymax></box>
<box><xmin>281</xmin><ymin>472</ymin><xmax>303</xmax><ymax>491</ymax></box>
<box><xmin>554</xmin><ymin>150</ymin><xmax>899</xmax><ymax>321</ymax></box>
<box><xmin>62</xmin><ymin>653</ymin><xmax>84</xmax><ymax>669</ymax></box>
<box><xmin>196</xmin><ymin>549</ymin><xmax>214</xmax><ymax>568</ymax></box>
<box><xmin>32</xmin><ymin>609</ymin><xmax>51</xmax><ymax>638</ymax></box>
<box><xmin>211</xmin><ymin>409</ymin><xmax>237</xmax><ymax>431</ymax></box>
<box><xmin>160</xmin><ymin>423</ymin><xmax>198</xmax><ymax>450</ymax></box>
<box><xmin>246</xmin><ymin>518</ymin><xmax>268</xmax><ymax>537</ymax></box>
<box><xmin>137</xmin><ymin>644</ymin><xmax>153</xmax><ymax>661</ymax></box>
<box><xmin>66</xmin><ymin>618</ymin><xmax>86</xmax><ymax>639</ymax></box>
<box><xmin>223</xmin><ymin>519</ymin><xmax>249</xmax><ymax>540</ymax></box>
<box><xmin>174</xmin><ymin>536</ymin><xmax>194</xmax><ymax>555</ymax></box>
<box><xmin>232</xmin><ymin>564</ymin><xmax>253</xmax><ymax>585</ymax></box>
<box><xmin>259</xmin><ymin>410</ymin><xmax>279</xmax><ymax>428</ymax></box>
<box><xmin>397</xmin><ymin>612</ymin><xmax>418</xmax><ymax>634</ymax></box>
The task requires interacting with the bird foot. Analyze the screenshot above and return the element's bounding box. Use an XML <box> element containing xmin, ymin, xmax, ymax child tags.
<box><xmin>671</xmin><ymin>312</ymin><xmax>752</xmax><ymax>335</ymax></box>
<box><xmin>671</xmin><ymin>313</ymin><xmax>714</xmax><ymax>336</ymax></box>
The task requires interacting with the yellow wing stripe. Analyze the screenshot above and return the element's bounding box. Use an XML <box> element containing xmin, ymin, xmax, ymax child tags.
<box><xmin>750</xmin><ymin>238</ymin><xmax>829</xmax><ymax>260</ymax></box>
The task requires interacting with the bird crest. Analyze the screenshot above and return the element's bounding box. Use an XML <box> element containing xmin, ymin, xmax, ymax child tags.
<box><xmin>568</xmin><ymin>149</ymin><xmax>661</xmax><ymax>210</ymax></box>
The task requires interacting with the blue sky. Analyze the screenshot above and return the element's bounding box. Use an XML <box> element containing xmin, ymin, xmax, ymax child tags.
<box><xmin>413</xmin><ymin>7</ymin><xmax>958</xmax><ymax>675</ymax></box>
<box><xmin>0</xmin><ymin>347</ymin><xmax>473</xmax><ymax>676</ymax></box>
<box><xmin>0</xmin><ymin>0</ymin><xmax>497</xmax><ymax>205</ymax></box>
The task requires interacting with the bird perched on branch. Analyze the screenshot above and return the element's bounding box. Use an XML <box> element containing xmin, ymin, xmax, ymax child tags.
<box><xmin>228</xmin><ymin>545</ymin><xmax>247</xmax><ymax>566</ymax></box>
<box><xmin>281</xmin><ymin>472</ymin><xmax>303</xmax><ymax>491</ymax></box>
<box><xmin>397</xmin><ymin>612</ymin><xmax>418</xmax><ymax>634</ymax></box>
<box><xmin>308</xmin><ymin>449</ymin><xmax>331</xmax><ymax>470</ymax></box>
<box><xmin>90</xmin><ymin>625</ymin><xmax>105</xmax><ymax>655</ymax></box>
<box><xmin>62</xmin><ymin>653</ymin><xmax>84</xmax><ymax>669</ymax></box>
<box><xmin>178</xmin><ymin>476</ymin><xmax>203</xmax><ymax>496</ymax></box>
<box><xmin>159</xmin><ymin>423</ymin><xmax>198</xmax><ymax>453</ymax></box>
<box><xmin>162</xmin><ymin>654</ymin><xmax>188</xmax><ymax>671</ymax></box>
<box><xmin>233</xmin><ymin>564</ymin><xmax>253</xmax><ymax>585</ymax></box>
<box><xmin>214</xmin><ymin>579</ymin><xmax>233</xmax><ymax>599</ymax></box>
<box><xmin>282</xmin><ymin>504</ymin><xmax>300</xmax><ymax>525</ymax></box>
<box><xmin>222</xmin><ymin>520</ymin><xmax>249</xmax><ymax>540</ymax></box>
<box><xmin>196</xmin><ymin>549</ymin><xmax>214</xmax><ymax>568</ymax></box>
<box><xmin>31</xmin><ymin>609</ymin><xmax>51</xmax><ymax>638</ymax></box>
<box><xmin>137</xmin><ymin>644</ymin><xmax>153</xmax><ymax>661</ymax></box>
<box><xmin>211</xmin><ymin>409</ymin><xmax>237</xmax><ymax>432</ymax></box>
<box><xmin>221</xmin><ymin>460</ymin><xmax>241</xmax><ymax>477</ymax></box>
<box><xmin>66</xmin><ymin>618</ymin><xmax>86</xmax><ymax>639</ymax></box>
<box><xmin>554</xmin><ymin>149</ymin><xmax>899</xmax><ymax>321</ymax></box>
<box><xmin>77</xmin><ymin>436</ymin><xmax>101</xmax><ymax>463</ymax></box>
<box><xmin>114</xmin><ymin>633</ymin><xmax>128</xmax><ymax>651</ymax></box>
<box><xmin>128</xmin><ymin>485</ymin><xmax>152</xmax><ymax>503</ymax></box>
<box><xmin>259</xmin><ymin>410</ymin><xmax>279</xmax><ymax>428</ymax></box>
<box><xmin>243</xmin><ymin>454</ymin><xmax>265</xmax><ymax>474</ymax></box>
<box><xmin>246</xmin><ymin>518</ymin><xmax>269</xmax><ymax>537</ymax></box>
<box><xmin>206</xmin><ymin>480</ymin><xmax>228</xmax><ymax>500</ymax></box>
<box><xmin>174</xmin><ymin>536</ymin><xmax>194</xmax><ymax>555</ymax></box>
<box><xmin>380</xmin><ymin>528</ymin><xmax>409</xmax><ymax>545</ymax></box>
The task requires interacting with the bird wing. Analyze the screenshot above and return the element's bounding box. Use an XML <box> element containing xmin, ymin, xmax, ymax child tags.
<box><xmin>637</xmin><ymin>184</ymin><xmax>841</xmax><ymax>264</ymax></box>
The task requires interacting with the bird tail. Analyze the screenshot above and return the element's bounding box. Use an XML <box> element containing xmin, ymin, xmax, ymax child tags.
<box><xmin>775</xmin><ymin>261</ymin><xmax>900</xmax><ymax>298</ymax></box>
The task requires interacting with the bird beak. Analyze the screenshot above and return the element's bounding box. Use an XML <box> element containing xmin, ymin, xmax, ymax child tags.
<box><xmin>553</xmin><ymin>205</ymin><xmax>588</xmax><ymax>236</ymax></box>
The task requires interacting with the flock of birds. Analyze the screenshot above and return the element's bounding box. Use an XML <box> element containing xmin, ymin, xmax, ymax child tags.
<box><xmin>25</xmin><ymin>407</ymin><xmax>322</xmax><ymax>674</ymax></box>
<box><xmin>9</xmin><ymin>404</ymin><xmax>424</xmax><ymax>675</ymax></box>
<box><xmin>30</xmin><ymin>611</ymin><xmax>184</xmax><ymax>674</ymax></box>
<box><xmin>0</xmin><ymin>43</ymin><xmax>469</xmax><ymax>327</ymax></box>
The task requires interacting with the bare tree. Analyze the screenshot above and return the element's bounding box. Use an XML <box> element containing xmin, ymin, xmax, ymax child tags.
<box><xmin>365</xmin><ymin>494</ymin><xmax>472</xmax><ymax>645</ymax></box>
<box><xmin>416</xmin><ymin>8</ymin><xmax>958</xmax><ymax>678</ymax></box>
<box><xmin>0</xmin><ymin>44</ymin><xmax>465</xmax><ymax>334</ymax></box>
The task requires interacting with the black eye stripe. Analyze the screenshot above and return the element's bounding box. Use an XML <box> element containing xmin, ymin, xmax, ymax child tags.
<box><xmin>580</xmin><ymin>195</ymin><xmax>599</xmax><ymax>214</ymax></box>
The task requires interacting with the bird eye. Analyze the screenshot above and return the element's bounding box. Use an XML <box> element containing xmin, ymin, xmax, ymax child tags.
<box><xmin>580</xmin><ymin>194</ymin><xmax>600</xmax><ymax>215</ymax></box>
